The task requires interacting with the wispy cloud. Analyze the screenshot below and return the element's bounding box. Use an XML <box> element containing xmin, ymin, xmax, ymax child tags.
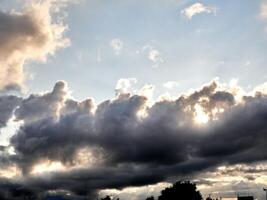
<box><xmin>142</xmin><ymin>45</ymin><xmax>164</xmax><ymax>68</ymax></box>
<box><xmin>181</xmin><ymin>3</ymin><xmax>217</xmax><ymax>20</ymax></box>
<box><xmin>260</xmin><ymin>2</ymin><xmax>267</xmax><ymax>32</ymax></box>
<box><xmin>163</xmin><ymin>81</ymin><xmax>179</xmax><ymax>89</ymax></box>
<box><xmin>110</xmin><ymin>38</ymin><xmax>124</xmax><ymax>55</ymax></box>
<box><xmin>148</xmin><ymin>50</ymin><xmax>164</xmax><ymax>67</ymax></box>
<box><xmin>261</xmin><ymin>2</ymin><xmax>267</xmax><ymax>18</ymax></box>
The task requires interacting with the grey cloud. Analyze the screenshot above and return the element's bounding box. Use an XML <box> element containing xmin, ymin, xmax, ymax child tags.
<box><xmin>0</xmin><ymin>95</ymin><xmax>21</xmax><ymax>128</ymax></box>
<box><xmin>197</xmin><ymin>95</ymin><xmax>267</xmax><ymax>162</ymax></box>
<box><xmin>15</xmin><ymin>81</ymin><xmax>68</xmax><ymax>123</ymax></box>
<box><xmin>2</xmin><ymin>80</ymin><xmax>267</xmax><ymax>197</ymax></box>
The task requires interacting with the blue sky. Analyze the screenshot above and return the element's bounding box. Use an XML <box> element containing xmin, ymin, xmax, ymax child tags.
<box><xmin>19</xmin><ymin>0</ymin><xmax>267</xmax><ymax>103</ymax></box>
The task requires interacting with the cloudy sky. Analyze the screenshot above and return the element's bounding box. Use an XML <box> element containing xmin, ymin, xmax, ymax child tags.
<box><xmin>1</xmin><ymin>0</ymin><xmax>267</xmax><ymax>199</ymax></box>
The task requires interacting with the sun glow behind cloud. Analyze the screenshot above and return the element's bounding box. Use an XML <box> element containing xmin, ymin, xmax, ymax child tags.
<box><xmin>2</xmin><ymin>78</ymin><xmax>267</xmax><ymax>199</ymax></box>
<box><xmin>0</xmin><ymin>115</ymin><xmax>23</xmax><ymax>146</ymax></box>
<box><xmin>194</xmin><ymin>104</ymin><xmax>210</xmax><ymax>124</ymax></box>
<box><xmin>31</xmin><ymin>160</ymin><xmax>66</xmax><ymax>175</ymax></box>
<box><xmin>0</xmin><ymin>165</ymin><xmax>21</xmax><ymax>178</ymax></box>
<box><xmin>30</xmin><ymin>147</ymin><xmax>104</xmax><ymax>175</ymax></box>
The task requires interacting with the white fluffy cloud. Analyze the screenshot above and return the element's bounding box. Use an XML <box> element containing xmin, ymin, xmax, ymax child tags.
<box><xmin>142</xmin><ymin>45</ymin><xmax>164</xmax><ymax>68</ymax></box>
<box><xmin>149</xmin><ymin>50</ymin><xmax>164</xmax><ymax>66</ymax></box>
<box><xmin>0</xmin><ymin>0</ymin><xmax>71</xmax><ymax>91</ymax></box>
<box><xmin>115</xmin><ymin>78</ymin><xmax>137</xmax><ymax>94</ymax></box>
<box><xmin>163</xmin><ymin>81</ymin><xmax>179</xmax><ymax>89</ymax></box>
<box><xmin>181</xmin><ymin>3</ymin><xmax>217</xmax><ymax>20</ymax></box>
<box><xmin>110</xmin><ymin>38</ymin><xmax>124</xmax><ymax>55</ymax></box>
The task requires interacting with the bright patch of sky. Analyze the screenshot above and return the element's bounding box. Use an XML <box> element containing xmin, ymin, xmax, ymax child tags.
<box><xmin>9</xmin><ymin>0</ymin><xmax>267</xmax><ymax>103</ymax></box>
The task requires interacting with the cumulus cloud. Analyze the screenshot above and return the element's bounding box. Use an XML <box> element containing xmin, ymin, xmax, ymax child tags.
<box><xmin>115</xmin><ymin>78</ymin><xmax>137</xmax><ymax>95</ymax></box>
<box><xmin>163</xmin><ymin>81</ymin><xmax>179</xmax><ymax>89</ymax></box>
<box><xmin>0</xmin><ymin>96</ymin><xmax>21</xmax><ymax>128</ymax></box>
<box><xmin>0</xmin><ymin>0</ymin><xmax>70</xmax><ymax>91</ymax></box>
<box><xmin>14</xmin><ymin>81</ymin><xmax>69</xmax><ymax>123</ymax></box>
<box><xmin>142</xmin><ymin>45</ymin><xmax>164</xmax><ymax>68</ymax></box>
<box><xmin>1</xmin><ymin>80</ymin><xmax>267</xmax><ymax>198</ymax></box>
<box><xmin>110</xmin><ymin>38</ymin><xmax>123</xmax><ymax>55</ymax></box>
<box><xmin>148</xmin><ymin>50</ymin><xmax>164</xmax><ymax>67</ymax></box>
<box><xmin>181</xmin><ymin>3</ymin><xmax>217</xmax><ymax>20</ymax></box>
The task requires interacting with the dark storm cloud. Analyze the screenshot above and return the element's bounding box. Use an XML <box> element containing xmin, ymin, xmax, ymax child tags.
<box><xmin>28</xmin><ymin>166</ymin><xmax>163</xmax><ymax>195</ymax></box>
<box><xmin>197</xmin><ymin>95</ymin><xmax>267</xmax><ymax>163</ymax></box>
<box><xmin>0</xmin><ymin>165</ymin><xmax>162</xmax><ymax>199</ymax></box>
<box><xmin>15</xmin><ymin>81</ymin><xmax>68</xmax><ymax>123</ymax></box>
<box><xmin>2</xmin><ymin>80</ymin><xmax>267</xmax><ymax>197</ymax></box>
<box><xmin>0</xmin><ymin>95</ymin><xmax>21</xmax><ymax>128</ymax></box>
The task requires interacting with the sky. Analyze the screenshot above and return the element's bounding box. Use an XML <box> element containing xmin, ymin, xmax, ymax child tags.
<box><xmin>1</xmin><ymin>0</ymin><xmax>267</xmax><ymax>199</ymax></box>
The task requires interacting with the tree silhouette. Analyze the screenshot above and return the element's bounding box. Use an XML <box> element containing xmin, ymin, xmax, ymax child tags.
<box><xmin>101</xmin><ymin>181</ymin><xmax>203</xmax><ymax>200</ymax></box>
<box><xmin>158</xmin><ymin>181</ymin><xmax>203</xmax><ymax>200</ymax></box>
<box><xmin>101</xmin><ymin>196</ymin><xmax>112</xmax><ymax>200</ymax></box>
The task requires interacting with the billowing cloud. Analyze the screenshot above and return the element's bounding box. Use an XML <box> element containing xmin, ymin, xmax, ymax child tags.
<box><xmin>0</xmin><ymin>96</ymin><xmax>21</xmax><ymax>128</ymax></box>
<box><xmin>1</xmin><ymin>80</ymin><xmax>267</xmax><ymax>198</ymax></box>
<box><xmin>0</xmin><ymin>0</ymin><xmax>70</xmax><ymax>91</ymax></box>
<box><xmin>181</xmin><ymin>3</ymin><xmax>217</xmax><ymax>20</ymax></box>
<box><xmin>14</xmin><ymin>81</ymin><xmax>69</xmax><ymax>123</ymax></box>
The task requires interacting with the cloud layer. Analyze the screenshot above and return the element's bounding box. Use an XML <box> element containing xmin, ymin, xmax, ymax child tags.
<box><xmin>0</xmin><ymin>79</ymin><xmax>267</xmax><ymax>198</ymax></box>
